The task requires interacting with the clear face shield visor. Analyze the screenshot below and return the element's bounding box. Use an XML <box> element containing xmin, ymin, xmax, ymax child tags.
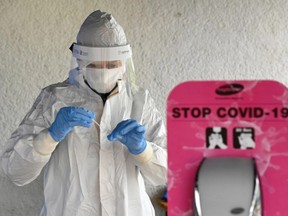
<box><xmin>70</xmin><ymin>44</ymin><xmax>136</xmax><ymax>93</ymax></box>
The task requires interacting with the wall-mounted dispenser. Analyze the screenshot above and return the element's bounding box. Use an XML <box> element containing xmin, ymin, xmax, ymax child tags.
<box><xmin>167</xmin><ymin>80</ymin><xmax>288</xmax><ymax>216</ymax></box>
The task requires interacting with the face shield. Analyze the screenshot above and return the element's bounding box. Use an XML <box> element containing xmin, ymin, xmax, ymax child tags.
<box><xmin>70</xmin><ymin>43</ymin><xmax>136</xmax><ymax>94</ymax></box>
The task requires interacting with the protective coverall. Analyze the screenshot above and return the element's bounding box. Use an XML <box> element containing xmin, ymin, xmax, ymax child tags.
<box><xmin>1</xmin><ymin>74</ymin><xmax>167</xmax><ymax>215</ymax></box>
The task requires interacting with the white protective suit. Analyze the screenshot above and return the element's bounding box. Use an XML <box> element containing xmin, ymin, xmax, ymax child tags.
<box><xmin>1</xmin><ymin>72</ymin><xmax>167</xmax><ymax>216</ymax></box>
<box><xmin>1</xmin><ymin>10</ymin><xmax>167</xmax><ymax>216</ymax></box>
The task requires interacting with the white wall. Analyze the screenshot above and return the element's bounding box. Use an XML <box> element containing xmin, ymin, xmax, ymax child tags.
<box><xmin>1</xmin><ymin>0</ymin><xmax>288</xmax><ymax>215</ymax></box>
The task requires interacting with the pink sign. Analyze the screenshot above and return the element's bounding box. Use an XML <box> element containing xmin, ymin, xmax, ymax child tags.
<box><xmin>167</xmin><ymin>80</ymin><xmax>288</xmax><ymax>216</ymax></box>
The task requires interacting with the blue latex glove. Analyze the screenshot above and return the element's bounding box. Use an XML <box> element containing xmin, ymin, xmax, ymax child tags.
<box><xmin>107</xmin><ymin>119</ymin><xmax>147</xmax><ymax>155</ymax></box>
<box><xmin>48</xmin><ymin>106</ymin><xmax>95</xmax><ymax>142</ymax></box>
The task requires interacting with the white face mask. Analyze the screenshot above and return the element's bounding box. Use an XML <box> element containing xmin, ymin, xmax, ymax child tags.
<box><xmin>83</xmin><ymin>66</ymin><xmax>125</xmax><ymax>93</ymax></box>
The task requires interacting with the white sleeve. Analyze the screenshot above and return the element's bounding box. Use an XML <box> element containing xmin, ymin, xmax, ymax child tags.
<box><xmin>0</xmin><ymin>89</ymin><xmax>57</xmax><ymax>186</ymax></box>
<box><xmin>131</xmin><ymin>90</ymin><xmax>167</xmax><ymax>186</ymax></box>
<box><xmin>33</xmin><ymin>129</ymin><xmax>58</xmax><ymax>155</ymax></box>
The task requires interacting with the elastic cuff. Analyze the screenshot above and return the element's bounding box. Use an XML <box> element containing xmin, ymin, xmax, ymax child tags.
<box><xmin>132</xmin><ymin>142</ymin><xmax>153</xmax><ymax>163</ymax></box>
<box><xmin>33</xmin><ymin>129</ymin><xmax>59</xmax><ymax>155</ymax></box>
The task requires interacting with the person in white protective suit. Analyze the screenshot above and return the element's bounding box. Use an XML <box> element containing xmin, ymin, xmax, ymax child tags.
<box><xmin>1</xmin><ymin>10</ymin><xmax>167</xmax><ymax>216</ymax></box>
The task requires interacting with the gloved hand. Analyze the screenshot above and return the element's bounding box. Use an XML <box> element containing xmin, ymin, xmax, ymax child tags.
<box><xmin>107</xmin><ymin>119</ymin><xmax>147</xmax><ymax>155</ymax></box>
<box><xmin>48</xmin><ymin>106</ymin><xmax>95</xmax><ymax>142</ymax></box>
